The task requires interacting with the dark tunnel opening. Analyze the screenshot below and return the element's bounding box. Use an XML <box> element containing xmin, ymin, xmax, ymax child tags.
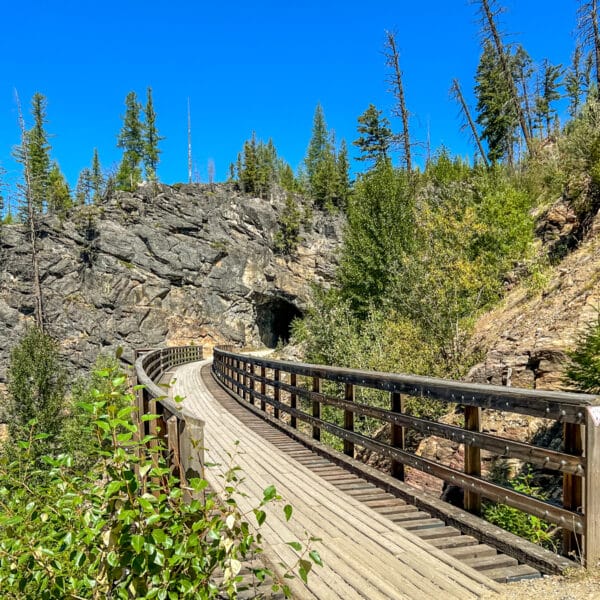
<box><xmin>255</xmin><ymin>297</ymin><xmax>303</xmax><ymax>348</ymax></box>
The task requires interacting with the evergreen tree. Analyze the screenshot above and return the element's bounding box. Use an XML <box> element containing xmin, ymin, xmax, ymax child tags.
<box><xmin>6</xmin><ymin>327</ymin><xmax>66</xmax><ymax>453</ymax></box>
<box><xmin>91</xmin><ymin>148</ymin><xmax>104</xmax><ymax>203</ymax></box>
<box><xmin>535</xmin><ymin>61</ymin><xmax>563</xmax><ymax>138</ymax></box>
<box><xmin>577</xmin><ymin>0</ymin><xmax>600</xmax><ymax>89</ymax></box>
<box><xmin>116</xmin><ymin>91</ymin><xmax>143</xmax><ymax>190</ymax></box>
<box><xmin>336</xmin><ymin>139</ymin><xmax>351</xmax><ymax>209</ymax></box>
<box><xmin>475</xmin><ymin>41</ymin><xmax>519</xmax><ymax>164</ymax></box>
<box><xmin>353</xmin><ymin>104</ymin><xmax>393</xmax><ymax>164</ymax></box>
<box><xmin>47</xmin><ymin>162</ymin><xmax>71</xmax><ymax>214</ymax></box>
<box><xmin>27</xmin><ymin>93</ymin><xmax>51</xmax><ymax>212</ymax></box>
<box><xmin>75</xmin><ymin>168</ymin><xmax>93</xmax><ymax>205</ymax></box>
<box><xmin>142</xmin><ymin>87</ymin><xmax>163</xmax><ymax>181</ymax></box>
<box><xmin>304</xmin><ymin>104</ymin><xmax>330</xmax><ymax>184</ymax></box>
<box><xmin>565</xmin><ymin>312</ymin><xmax>600</xmax><ymax>393</ymax></box>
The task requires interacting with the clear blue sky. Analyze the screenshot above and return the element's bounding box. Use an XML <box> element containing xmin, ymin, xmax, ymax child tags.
<box><xmin>0</xmin><ymin>1</ymin><xmax>579</xmax><ymax>209</ymax></box>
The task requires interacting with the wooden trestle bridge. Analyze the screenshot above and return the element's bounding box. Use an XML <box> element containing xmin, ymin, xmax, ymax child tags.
<box><xmin>134</xmin><ymin>345</ymin><xmax>600</xmax><ymax>599</ymax></box>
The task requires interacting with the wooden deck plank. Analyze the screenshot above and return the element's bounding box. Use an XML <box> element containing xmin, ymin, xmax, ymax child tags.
<box><xmin>170</xmin><ymin>361</ymin><xmax>502</xmax><ymax>599</ymax></box>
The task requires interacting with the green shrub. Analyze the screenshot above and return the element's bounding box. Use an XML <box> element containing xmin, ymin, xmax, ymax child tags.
<box><xmin>0</xmin><ymin>369</ymin><xmax>320</xmax><ymax>598</ymax></box>
<box><xmin>564</xmin><ymin>311</ymin><xmax>600</xmax><ymax>394</ymax></box>
<box><xmin>483</xmin><ymin>470</ymin><xmax>557</xmax><ymax>551</ymax></box>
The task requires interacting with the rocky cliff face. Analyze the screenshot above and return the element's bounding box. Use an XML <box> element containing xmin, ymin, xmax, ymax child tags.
<box><xmin>466</xmin><ymin>202</ymin><xmax>600</xmax><ymax>391</ymax></box>
<box><xmin>0</xmin><ymin>183</ymin><xmax>342</xmax><ymax>379</ymax></box>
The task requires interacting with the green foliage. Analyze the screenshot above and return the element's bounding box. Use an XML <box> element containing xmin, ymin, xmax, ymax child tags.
<box><xmin>143</xmin><ymin>87</ymin><xmax>164</xmax><ymax>181</ymax></box>
<box><xmin>91</xmin><ymin>148</ymin><xmax>105</xmax><ymax>203</ymax></box>
<box><xmin>535</xmin><ymin>60</ymin><xmax>563</xmax><ymax>138</ymax></box>
<box><xmin>303</xmin><ymin>104</ymin><xmax>350</xmax><ymax>211</ymax></box>
<box><xmin>47</xmin><ymin>161</ymin><xmax>72</xmax><ymax>215</ymax></box>
<box><xmin>564</xmin><ymin>311</ymin><xmax>600</xmax><ymax>393</ymax></box>
<box><xmin>475</xmin><ymin>42</ymin><xmax>523</xmax><ymax>164</ymax></box>
<box><xmin>338</xmin><ymin>160</ymin><xmax>415</xmax><ymax>316</ymax></box>
<box><xmin>234</xmin><ymin>134</ymin><xmax>299</xmax><ymax>199</ymax></box>
<box><xmin>353</xmin><ymin>104</ymin><xmax>393</xmax><ymax>164</ymax></box>
<box><xmin>5</xmin><ymin>327</ymin><xmax>66</xmax><ymax>456</ymax></box>
<box><xmin>483</xmin><ymin>470</ymin><xmax>557</xmax><ymax>550</ymax></box>
<box><xmin>116</xmin><ymin>91</ymin><xmax>144</xmax><ymax>191</ymax></box>
<box><xmin>274</xmin><ymin>193</ymin><xmax>303</xmax><ymax>255</ymax></box>
<box><xmin>27</xmin><ymin>92</ymin><xmax>51</xmax><ymax>212</ymax></box>
<box><xmin>0</xmin><ymin>368</ymin><xmax>320</xmax><ymax>598</ymax></box>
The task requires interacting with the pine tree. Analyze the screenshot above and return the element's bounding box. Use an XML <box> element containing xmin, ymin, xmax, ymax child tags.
<box><xmin>116</xmin><ymin>91</ymin><xmax>143</xmax><ymax>191</ymax></box>
<box><xmin>353</xmin><ymin>104</ymin><xmax>393</xmax><ymax>164</ymax></box>
<box><xmin>27</xmin><ymin>93</ymin><xmax>51</xmax><ymax>212</ymax></box>
<box><xmin>143</xmin><ymin>87</ymin><xmax>163</xmax><ymax>181</ymax></box>
<box><xmin>475</xmin><ymin>41</ymin><xmax>519</xmax><ymax>164</ymax></box>
<box><xmin>336</xmin><ymin>139</ymin><xmax>351</xmax><ymax>209</ymax></box>
<box><xmin>304</xmin><ymin>104</ymin><xmax>330</xmax><ymax>185</ymax></box>
<box><xmin>535</xmin><ymin>61</ymin><xmax>563</xmax><ymax>138</ymax></box>
<box><xmin>578</xmin><ymin>0</ymin><xmax>600</xmax><ymax>89</ymax></box>
<box><xmin>47</xmin><ymin>162</ymin><xmax>71</xmax><ymax>214</ymax></box>
<box><xmin>91</xmin><ymin>148</ymin><xmax>104</xmax><ymax>203</ymax></box>
<box><xmin>75</xmin><ymin>168</ymin><xmax>93</xmax><ymax>205</ymax></box>
<box><xmin>565</xmin><ymin>312</ymin><xmax>600</xmax><ymax>393</ymax></box>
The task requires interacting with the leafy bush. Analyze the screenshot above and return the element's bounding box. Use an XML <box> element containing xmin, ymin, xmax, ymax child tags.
<box><xmin>483</xmin><ymin>470</ymin><xmax>557</xmax><ymax>551</ymax></box>
<box><xmin>564</xmin><ymin>311</ymin><xmax>600</xmax><ymax>394</ymax></box>
<box><xmin>0</xmin><ymin>368</ymin><xmax>320</xmax><ymax>598</ymax></box>
<box><xmin>5</xmin><ymin>327</ymin><xmax>66</xmax><ymax>458</ymax></box>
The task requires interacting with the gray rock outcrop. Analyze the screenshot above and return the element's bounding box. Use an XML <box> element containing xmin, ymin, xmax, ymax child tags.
<box><xmin>0</xmin><ymin>183</ymin><xmax>342</xmax><ymax>379</ymax></box>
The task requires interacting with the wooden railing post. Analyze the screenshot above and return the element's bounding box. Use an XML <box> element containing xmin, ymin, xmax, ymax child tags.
<box><xmin>167</xmin><ymin>415</ymin><xmax>181</xmax><ymax>479</ymax></box>
<box><xmin>312</xmin><ymin>376</ymin><xmax>321</xmax><ymax>441</ymax></box>
<box><xmin>464</xmin><ymin>405</ymin><xmax>482</xmax><ymax>514</ymax></box>
<box><xmin>248</xmin><ymin>362</ymin><xmax>255</xmax><ymax>405</ymax></box>
<box><xmin>344</xmin><ymin>383</ymin><xmax>354</xmax><ymax>457</ymax></box>
<box><xmin>260</xmin><ymin>366</ymin><xmax>266</xmax><ymax>411</ymax></box>
<box><xmin>274</xmin><ymin>369</ymin><xmax>280</xmax><ymax>419</ymax></box>
<box><xmin>243</xmin><ymin>360</ymin><xmax>249</xmax><ymax>401</ymax></box>
<box><xmin>179</xmin><ymin>415</ymin><xmax>205</xmax><ymax>503</ymax></box>
<box><xmin>563</xmin><ymin>422</ymin><xmax>583</xmax><ymax>557</ymax></box>
<box><xmin>585</xmin><ymin>407</ymin><xmax>600</xmax><ymax>567</ymax></box>
<box><xmin>290</xmin><ymin>373</ymin><xmax>297</xmax><ymax>429</ymax></box>
<box><xmin>390</xmin><ymin>391</ymin><xmax>406</xmax><ymax>480</ymax></box>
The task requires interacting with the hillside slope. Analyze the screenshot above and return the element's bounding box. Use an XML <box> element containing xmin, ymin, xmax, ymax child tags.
<box><xmin>467</xmin><ymin>204</ymin><xmax>600</xmax><ymax>391</ymax></box>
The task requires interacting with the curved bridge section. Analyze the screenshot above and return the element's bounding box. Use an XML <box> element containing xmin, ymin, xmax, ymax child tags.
<box><xmin>134</xmin><ymin>346</ymin><xmax>205</xmax><ymax>483</ymax></box>
<box><xmin>212</xmin><ymin>346</ymin><xmax>600</xmax><ymax>573</ymax></box>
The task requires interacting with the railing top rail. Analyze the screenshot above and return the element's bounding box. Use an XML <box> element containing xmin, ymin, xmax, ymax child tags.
<box><xmin>135</xmin><ymin>346</ymin><xmax>204</xmax><ymax>417</ymax></box>
<box><xmin>214</xmin><ymin>347</ymin><xmax>600</xmax><ymax>423</ymax></box>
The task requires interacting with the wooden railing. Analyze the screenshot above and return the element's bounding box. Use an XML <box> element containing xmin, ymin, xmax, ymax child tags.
<box><xmin>212</xmin><ymin>347</ymin><xmax>600</xmax><ymax>567</ymax></box>
<box><xmin>134</xmin><ymin>346</ymin><xmax>205</xmax><ymax>490</ymax></box>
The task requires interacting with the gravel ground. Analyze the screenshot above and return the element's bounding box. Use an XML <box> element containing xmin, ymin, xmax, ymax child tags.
<box><xmin>483</xmin><ymin>571</ymin><xmax>600</xmax><ymax>599</ymax></box>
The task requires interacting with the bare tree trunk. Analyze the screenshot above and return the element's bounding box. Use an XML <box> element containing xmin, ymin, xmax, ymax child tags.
<box><xmin>15</xmin><ymin>91</ymin><xmax>45</xmax><ymax>333</ymax></box>
<box><xmin>479</xmin><ymin>0</ymin><xmax>532</xmax><ymax>152</ymax></box>
<box><xmin>384</xmin><ymin>31</ymin><xmax>412</xmax><ymax>172</ymax></box>
<box><xmin>187</xmin><ymin>98</ymin><xmax>192</xmax><ymax>185</ymax></box>
<box><xmin>450</xmin><ymin>79</ymin><xmax>489</xmax><ymax>167</ymax></box>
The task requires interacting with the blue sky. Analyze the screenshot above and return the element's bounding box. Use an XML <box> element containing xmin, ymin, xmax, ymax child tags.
<box><xmin>0</xmin><ymin>1</ymin><xmax>580</xmax><ymax>209</ymax></box>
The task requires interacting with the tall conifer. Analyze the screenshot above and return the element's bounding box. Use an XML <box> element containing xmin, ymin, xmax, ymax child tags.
<box><xmin>116</xmin><ymin>92</ymin><xmax>143</xmax><ymax>190</ymax></box>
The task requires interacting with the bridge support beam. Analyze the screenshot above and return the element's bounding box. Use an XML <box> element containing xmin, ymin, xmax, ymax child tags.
<box><xmin>464</xmin><ymin>405</ymin><xmax>481</xmax><ymax>514</ymax></box>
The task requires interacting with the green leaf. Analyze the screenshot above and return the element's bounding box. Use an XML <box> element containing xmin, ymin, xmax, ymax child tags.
<box><xmin>254</xmin><ymin>509</ymin><xmax>266</xmax><ymax>526</ymax></box>
<box><xmin>299</xmin><ymin>559</ymin><xmax>312</xmax><ymax>583</ymax></box>
<box><xmin>286</xmin><ymin>541</ymin><xmax>302</xmax><ymax>552</ymax></box>
<box><xmin>284</xmin><ymin>504</ymin><xmax>293</xmax><ymax>522</ymax></box>
<box><xmin>131</xmin><ymin>535</ymin><xmax>144</xmax><ymax>553</ymax></box>
<box><xmin>141</xmin><ymin>414</ymin><xmax>161</xmax><ymax>422</ymax></box>
<box><xmin>152</xmin><ymin>529</ymin><xmax>167</xmax><ymax>545</ymax></box>
<box><xmin>263</xmin><ymin>484</ymin><xmax>277</xmax><ymax>501</ymax></box>
<box><xmin>309</xmin><ymin>550</ymin><xmax>323</xmax><ymax>567</ymax></box>
<box><xmin>106</xmin><ymin>481</ymin><xmax>123</xmax><ymax>497</ymax></box>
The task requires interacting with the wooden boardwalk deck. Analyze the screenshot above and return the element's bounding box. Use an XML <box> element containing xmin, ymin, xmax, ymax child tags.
<box><xmin>170</xmin><ymin>360</ymin><xmax>502</xmax><ymax>599</ymax></box>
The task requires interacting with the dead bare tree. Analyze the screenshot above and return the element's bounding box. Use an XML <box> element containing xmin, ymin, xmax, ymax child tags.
<box><xmin>384</xmin><ymin>30</ymin><xmax>412</xmax><ymax>172</ymax></box>
<box><xmin>578</xmin><ymin>0</ymin><xmax>600</xmax><ymax>89</ymax></box>
<box><xmin>476</xmin><ymin>0</ymin><xmax>533</xmax><ymax>152</ymax></box>
<box><xmin>450</xmin><ymin>79</ymin><xmax>490</xmax><ymax>167</ymax></box>
<box><xmin>14</xmin><ymin>90</ymin><xmax>45</xmax><ymax>333</ymax></box>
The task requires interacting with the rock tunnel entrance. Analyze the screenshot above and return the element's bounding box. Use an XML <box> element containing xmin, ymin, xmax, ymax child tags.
<box><xmin>255</xmin><ymin>297</ymin><xmax>303</xmax><ymax>348</ymax></box>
